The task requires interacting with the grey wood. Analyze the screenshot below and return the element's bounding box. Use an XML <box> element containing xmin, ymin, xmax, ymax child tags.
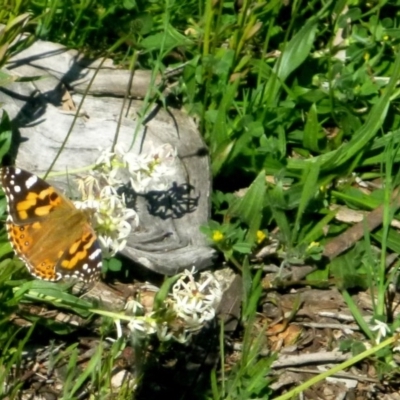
<box><xmin>0</xmin><ymin>39</ymin><xmax>216</xmax><ymax>275</ymax></box>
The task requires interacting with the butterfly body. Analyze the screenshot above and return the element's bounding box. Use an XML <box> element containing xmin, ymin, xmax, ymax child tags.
<box><xmin>1</xmin><ymin>166</ymin><xmax>102</xmax><ymax>282</ymax></box>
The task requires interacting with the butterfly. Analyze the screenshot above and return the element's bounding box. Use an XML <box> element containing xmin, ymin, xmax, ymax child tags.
<box><xmin>1</xmin><ymin>166</ymin><xmax>102</xmax><ymax>282</ymax></box>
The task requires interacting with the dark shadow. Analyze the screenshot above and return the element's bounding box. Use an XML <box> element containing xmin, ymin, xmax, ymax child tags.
<box><xmin>2</xmin><ymin>46</ymin><xmax>92</xmax><ymax>163</ymax></box>
<box><xmin>145</xmin><ymin>183</ymin><xmax>199</xmax><ymax>219</ymax></box>
<box><xmin>118</xmin><ymin>182</ymin><xmax>199</xmax><ymax>220</ymax></box>
<box><xmin>136</xmin><ymin>319</ymin><xmax>220</xmax><ymax>400</ymax></box>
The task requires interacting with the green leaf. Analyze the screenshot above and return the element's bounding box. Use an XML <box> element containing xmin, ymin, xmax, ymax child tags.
<box><xmin>228</xmin><ymin>170</ymin><xmax>266</xmax><ymax>243</ymax></box>
<box><xmin>332</xmin><ymin>188</ymin><xmax>381</xmax><ymax>210</ymax></box>
<box><xmin>330</xmin><ymin>242</ymin><xmax>368</xmax><ymax>291</ymax></box>
<box><xmin>303</xmin><ymin>103</ymin><xmax>320</xmax><ymax>152</ymax></box>
<box><xmin>372</xmin><ymin>228</ymin><xmax>400</xmax><ymax>254</ymax></box>
<box><xmin>70</xmin><ymin>344</ymin><xmax>102</xmax><ymax>395</ymax></box>
<box><xmin>276</xmin><ymin>21</ymin><xmax>318</xmax><ymax>83</ymax></box>
<box><xmin>105</xmin><ymin>257</ymin><xmax>122</xmax><ymax>272</ymax></box>
<box><xmin>153</xmin><ymin>274</ymin><xmax>181</xmax><ymax>310</ymax></box>
<box><xmin>12</xmin><ymin>281</ymin><xmax>94</xmax><ymax>317</ymax></box>
<box><xmin>320</xmin><ymin>47</ymin><xmax>400</xmax><ymax>172</ymax></box>
<box><xmin>242</xmin><ymin>260</ymin><xmax>262</xmax><ymax>322</ymax></box>
<box><xmin>123</xmin><ymin>0</ymin><xmax>136</xmax><ymax>10</ymax></box>
<box><xmin>0</xmin><ymin>111</ymin><xmax>12</xmax><ymax>161</ymax></box>
<box><xmin>0</xmin><ymin>69</ymin><xmax>16</xmax><ymax>87</ymax></box>
<box><xmin>140</xmin><ymin>25</ymin><xmax>192</xmax><ymax>53</ymax></box>
<box><xmin>306</xmin><ymin>267</ymin><xmax>329</xmax><ymax>283</ymax></box>
<box><xmin>292</xmin><ymin>161</ymin><xmax>320</xmax><ymax>243</ymax></box>
<box><xmin>299</xmin><ymin>208</ymin><xmax>337</xmax><ymax>245</ymax></box>
<box><xmin>210</xmin><ymin>79</ymin><xmax>241</xmax><ymax>175</ymax></box>
<box><xmin>232</xmin><ymin>242</ymin><xmax>252</xmax><ymax>254</ymax></box>
<box><xmin>0</xmin><ymin>240</ymin><xmax>11</xmax><ymax>259</ymax></box>
<box><xmin>263</xmin><ymin>20</ymin><xmax>318</xmax><ymax>105</ymax></box>
<box><xmin>266</xmin><ymin>182</ymin><xmax>292</xmax><ymax>244</ymax></box>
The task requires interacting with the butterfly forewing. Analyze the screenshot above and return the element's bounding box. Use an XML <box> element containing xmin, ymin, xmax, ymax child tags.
<box><xmin>1</xmin><ymin>167</ymin><xmax>74</xmax><ymax>224</ymax></box>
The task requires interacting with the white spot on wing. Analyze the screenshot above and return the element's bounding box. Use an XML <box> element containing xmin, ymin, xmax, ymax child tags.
<box><xmin>25</xmin><ymin>175</ymin><xmax>38</xmax><ymax>189</ymax></box>
<box><xmin>14</xmin><ymin>185</ymin><xmax>21</xmax><ymax>193</ymax></box>
<box><xmin>89</xmin><ymin>248</ymin><xmax>102</xmax><ymax>260</ymax></box>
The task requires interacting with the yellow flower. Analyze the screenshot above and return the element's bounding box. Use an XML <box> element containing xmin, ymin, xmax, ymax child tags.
<box><xmin>364</xmin><ymin>52</ymin><xmax>370</xmax><ymax>61</ymax></box>
<box><xmin>308</xmin><ymin>241</ymin><xmax>319</xmax><ymax>249</ymax></box>
<box><xmin>212</xmin><ymin>230</ymin><xmax>224</xmax><ymax>242</ymax></box>
<box><xmin>256</xmin><ymin>230</ymin><xmax>267</xmax><ymax>244</ymax></box>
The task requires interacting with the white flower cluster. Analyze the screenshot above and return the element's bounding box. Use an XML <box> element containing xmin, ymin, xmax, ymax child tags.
<box><xmin>74</xmin><ymin>143</ymin><xmax>178</xmax><ymax>257</ymax></box>
<box><xmin>118</xmin><ymin>269</ymin><xmax>223</xmax><ymax>344</ymax></box>
<box><xmin>95</xmin><ymin>143</ymin><xmax>178</xmax><ymax>193</ymax></box>
<box><xmin>170</xmin><ymin>269</ymin><xmax>222</xmax><ymax>331</ymax></box>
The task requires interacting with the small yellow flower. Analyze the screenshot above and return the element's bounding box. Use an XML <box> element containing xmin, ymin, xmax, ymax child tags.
<box><xmin>212</xmin><ymin>230</ymin><xmax>224</xmax><ymax>242</ymax></box>
<box><xmin>308</xmin><ymin>241</ymin><xmax>319</xmax><ymax>249</ymax></box>
<box><xmin>364</xmin><ymin>52</ymin><xmax>370</xmax><ymax>61</ymax></box>
<box><xmin>256</xmin><ymin>230</ymin><xmax>267</xmax><ymax>244</ymax></box>
<box><xmin>383</xmin><ymin>35</ymin><xmax>389</xmax><ymax>41</ymax></box>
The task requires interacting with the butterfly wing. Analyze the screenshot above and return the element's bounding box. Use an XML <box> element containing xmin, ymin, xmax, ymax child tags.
<box><xmin>1</xmin><ymin>166</ymin><xmax>76</xmax><ymax>224</ymax></box>
<box><xmin>1</xmin><ymin>166</ymin><xmax>102</xmax><ymax>282</ymax></box>
<box><xmin>56</xmin><ymin>223</ymin><xmax>102</xmax><ymax>282</ymax></box>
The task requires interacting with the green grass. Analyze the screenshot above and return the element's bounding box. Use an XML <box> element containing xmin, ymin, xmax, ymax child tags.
<box><xmin>2</xmin><ymin>0</ymin><xmax>400</xmax><ymax>398</ymax></box>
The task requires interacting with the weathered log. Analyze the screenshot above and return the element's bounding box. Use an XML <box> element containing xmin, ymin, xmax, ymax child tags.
<box><xmin>1</xmin><ymin>39</ymin><xmax>216</xmax><ymax>276</ymax></box>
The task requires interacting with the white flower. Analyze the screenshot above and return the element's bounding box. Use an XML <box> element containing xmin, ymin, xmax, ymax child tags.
<box><xmin>95</xmin><ymin>146</ymin><xmax>116</xmax><ymax>170</ymax></box>
<box><xmin>76</xmin><ymin>174</ymin><xmax>103</xmax><ymax>200</ymax></box>
<box><xmin>74</xmin><ymin>184</ymin><xmax>138</xmax><ymax>257</ymax></box>
<box><xmin>127</xmin><ymin>316</ymin><xmax>157</xmax><ymax>336</ymax></box>
<box><xmin>156</xmin><ymin>323</ymin><xmax>174</xmax><ymax>342</ymax></box>
<box><xmin>114</xmin><ymin>319</ymin><xmax>123</xmax><ymax>339</ymax></box>
<box><xmin>112</xmin><ymin>270</ymin><xmax>223</xmax><ymax>344</ymax></box>
<box><xmin>370</xmin><ymin>319</ymin><xmax>391</xmax><ymax>343</ymax></box>
<box><xmin>94</xmin><ymin>144</ymin><xmax>178</xmax><ymax>193</ymax></box>
<box><xmin>171</xmin><ymin>270</ymin><xmax>222</xmax><ymax>332</ymax></box>
<box><xmin>95</xmin><ymin>145</ymin><xmax>131</xmax><ymax>186</ymax></box>
<box><xmin>172</xmin><ymin>330</ymin><xmax>192</xmax><ymax>344</ymax></box>
<box><xmin>124</xmin><ymin>143</ymin><xmax>178</xmax><ymax>193</ymax></box>
<box><xmin>71</xmin><ymin>143</ymin><xmax>178</xmax><ymax>266</ymax></box>
<box><xmin>125</xmin><ymin>299</ymin><xmax>143</xmax><ymax>315</ymax></box>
